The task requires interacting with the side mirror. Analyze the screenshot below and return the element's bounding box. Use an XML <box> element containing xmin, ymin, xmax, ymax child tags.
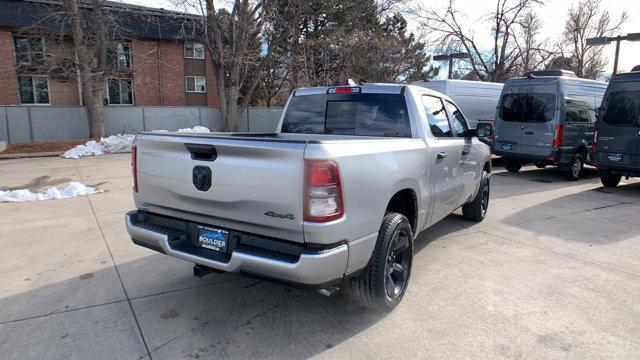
<box><xmin>476</xmin><ymin>123</ymin><xmax>494</xmax><ymax>138</ymax></box>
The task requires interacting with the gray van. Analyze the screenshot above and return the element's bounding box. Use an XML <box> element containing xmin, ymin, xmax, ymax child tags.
<box><xmin>493</xmin><ymin>70</ymin><xmax>607</xmax><ymax>180</ymax></box>
<box><xmin>594</xmin><ymin>69</ymin><xmax>640</xmax><ymax>187</ymax></box>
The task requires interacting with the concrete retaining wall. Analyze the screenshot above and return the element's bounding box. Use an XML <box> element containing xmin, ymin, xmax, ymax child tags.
<box><xmin>0</xmin><ymin>106</ymin><xmax>283</xmax><ymax>144</ymax></box>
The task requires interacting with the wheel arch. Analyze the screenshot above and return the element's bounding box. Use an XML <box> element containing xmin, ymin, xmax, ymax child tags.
<box><xmin>385</xmin><ymin>188</ymin><xmax>418</xmax><ymax>233</ymax></box>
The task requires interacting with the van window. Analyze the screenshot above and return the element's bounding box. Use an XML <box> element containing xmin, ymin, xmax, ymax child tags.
<box><xmin>444</xmin><ymin>100</ymin><xmax>469</xmax><ymax>136</ymax></box>
<box><xmin>282</xmin><ymin>93</ymin><xmax>411</xmax><ymax>137</ymax></box>
<box><xmin>602</xmin><ymin>91</ymin><xmax>640</xmax><ymax>127</ymax></box>
<box><xmin>499</xmin><ymin>93</ymin><xmax>556</xmax><ymax>123</ymax></box>
<box><xmin>422</xmin><ymin>95</ymin><xmax>452</xmax><ymax>138</ymax></box>
<box><xmin>565</xmin><ymin>101</ymin><xmax>591</xmax><ymax>123</ymax></box>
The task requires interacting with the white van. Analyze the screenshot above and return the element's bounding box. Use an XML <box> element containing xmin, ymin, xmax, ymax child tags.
<box><xmin>412</xmin><ymin>79</ymin><xmax>504</xmax><ymax>129</ymax></box>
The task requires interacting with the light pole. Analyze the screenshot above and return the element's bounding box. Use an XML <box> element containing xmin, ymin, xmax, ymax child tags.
<box><xmin>586</xmin><ymin>33</ymin><xmax>640</xmax><ymax>75</ymax></box>
<box><xmin>432</xmin><ymin>52</ymin><xmax>471</xmax><ymax>79</ymax></box>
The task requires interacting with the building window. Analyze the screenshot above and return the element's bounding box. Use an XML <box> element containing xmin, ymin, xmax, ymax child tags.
<box><xmin>186</xmin><ymin>76</ymin><xmax>206</xmax><ymax>93</ymax></box>
<box><xmin>18</xmin><ymin>75</ymin><xmax>49</xmax><ymax>104</ymax></box>
<box><xmin>108</xmin><ymin>43</ymin><xmax>131</xmax><ymax>69</ymax></box>
<box><xmin>13</xmin><ymin>36</ymin><xmax>45</xmax><ymax>66</ymax></box>
<box><xmin>107</xmin><ymin>78</ymin><xmax>133</xmax><ymax>105</ymax></box>
<box><xmin>184</xmin><ymin>42</ymin><xmax>205</xmax><ymax>59</ymax></box>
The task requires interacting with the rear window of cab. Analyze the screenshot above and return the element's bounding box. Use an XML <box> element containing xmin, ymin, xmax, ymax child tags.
<box><xmin>282</xmin><ymin>93</ymin><xmax>411</xmax><ymax>137</ymax></box>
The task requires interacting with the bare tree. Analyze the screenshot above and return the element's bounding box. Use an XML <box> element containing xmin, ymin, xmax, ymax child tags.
<box><xmin>199</xmin><ymin>0</ymin><xmax>293</xmax><ymax>131</ymax></box>
<box><xmin>563</xmin><ymin>0</ymin><xmax>628</xmax><ymax>79</ymax></box>
<box><xmin>416</xmin><ymin>0</ymin><xmax>543</xmax><ymax>82</ymax></box>
<box><xmin>515</xmin><ymin>11</ymin><xmax>551</xmax><ymax>73</ymax></box>
<box><xmin>64</xmin><ymin>0</ymin><xmax>108</xmax><ymax>138</ymax></box>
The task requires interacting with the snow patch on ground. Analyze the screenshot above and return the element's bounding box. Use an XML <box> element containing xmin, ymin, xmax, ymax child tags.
<box><xmin>62</xmin><ymin>126</ymin><xmax>210</xmax><ymax>159</ymax></box>
<box><xmin>177</xmin><ymin>126</ymin><xmax>210</xmax><ymax>133</ymax></box>
<box><xmin>0</xmin><ymin>182</ymin><xmax>103</xmax><ymax>203</ymax></box>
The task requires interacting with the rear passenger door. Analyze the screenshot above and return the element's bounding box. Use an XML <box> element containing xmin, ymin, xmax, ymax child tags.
<box><xmin>422</xmin><ymin>95</ymin><xmax>464</xmax><ymax>223</ymax></box>
<box><xmin>563</xmin><ymin>100</ymin><xmax>595</xmax><ymax>155</ymax></box>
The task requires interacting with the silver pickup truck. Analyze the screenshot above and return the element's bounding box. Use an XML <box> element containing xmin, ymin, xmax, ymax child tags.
<box><xmin>125</xmin><ymin>83</ymin><xmax>492</xmax><ymax>311</ymax></box>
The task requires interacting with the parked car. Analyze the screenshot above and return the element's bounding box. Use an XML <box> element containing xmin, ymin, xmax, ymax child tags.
<box><xmin>493</xmin><ymin>69</ymin><xmax>607</xmax><ymax>180</ymax></box>
<box><xmin>125</xmin><ymin>83</ymin><xmax>493</xmax><ymax>311</ymax></box>
<box><xmin>412</xmin><ymin>79</ymin><xmax>503</xmax><ymax>129</ymax></box>
<box><xmin>594</xmin><ymin>69</ymin><xmax>640</xmax><ymax>187</ymax></box>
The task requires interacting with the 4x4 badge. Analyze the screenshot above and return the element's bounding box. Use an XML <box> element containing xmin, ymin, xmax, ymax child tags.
<box><xmin>264</xmin><ymin>211</ymin><xmax>295</xmax><ymax>220</ymax></box>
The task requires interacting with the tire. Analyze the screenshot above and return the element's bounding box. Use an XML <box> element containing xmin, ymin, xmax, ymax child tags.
<box><xmin>349</xmin><ymin>212</ymin><xmax>414</xmax><ymax>311</ymax></box>
<box><xmin>563</xmin><ymin>153</ymin><xmax>584</xmax><ymax>181</ymax></box>
<box><xmin>462</xmin><ymin>170</ymin><xmax>490</xmax><ymax>222</ymax></box>
<box><xmin>503</xmin><ymin>158</ymin><xmax>522</xmax><ymax>173</ymax></box>
<box><xmin>535</xmin><ymin>163</ymin><xmax>547</xmax><ymax>169</ymax></box>
<box><xmin>600</xmin><ymin>172</ymin><xmax>621</xmax><ymax>188</ymax></box>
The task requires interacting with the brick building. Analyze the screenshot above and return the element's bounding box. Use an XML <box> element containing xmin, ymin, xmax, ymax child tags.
<box><xmin>0</xmin><ymin>0</ymin><xmax>219</xmax><ymax>107</ymax></box>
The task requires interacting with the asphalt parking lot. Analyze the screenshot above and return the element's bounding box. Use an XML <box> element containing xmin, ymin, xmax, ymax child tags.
<box><xmin>1</xmin><ymin>154</ymin><xmax>639</xmax><ymax>360</ymax></box>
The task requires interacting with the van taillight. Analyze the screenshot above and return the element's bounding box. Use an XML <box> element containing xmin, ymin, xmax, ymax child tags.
<box><xmin>552</xmin><ymin>125</ymin><xmax>564</xmax><ymax>148</ymax></box>
<box><xmin>131</xmin><ymin>145</ymin><xmax>138</xmax><ymax>193</ymax></box>
<box><xmin>592</xmin><ymin>128</ymin><xmax>598</xmax><ymax>153</ymax></box>
<box><xmin>304</xmin><ymin>159</ymin><xmax>344</xmax><ymax>222</ymax></box>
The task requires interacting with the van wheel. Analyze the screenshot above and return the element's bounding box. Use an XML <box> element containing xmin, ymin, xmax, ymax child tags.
<box><xmin>600</xmin><ymin>172</ymin><xmax>621</xmax><ymax>188</ymax></box>
<box><xmin>462</xmin><ymin>170</ymin><xmax>490</xmax><ymax>222</ymax></box>
<box><xmin>563</xmin><ymin>153</ymin><xmax>584</xmax><ymax>181</ymax></box>
<box><xmin>349</xmin><ymin>212</ymin><xmax>413</xmax><ymax>311</ymax></box>
<box><xmin>503</xmin><ymin>158</ymin><xmax>522</xmax><ymax>173</ymax></box>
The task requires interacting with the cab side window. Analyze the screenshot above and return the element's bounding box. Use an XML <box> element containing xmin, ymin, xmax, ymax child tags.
<box><xmin>565</xmin><ymin>101</ymin><xmax>591</xmax><ymax>123</ymax></box>
<box><xmin>444</xmin><ymin>100</ymin><xmax>469</xmax><ymax>136</ymax></box>
<box><xmin>422</xmin><ymin>95</ymin><xmax>452</xmax><ymax>138</ymax></box>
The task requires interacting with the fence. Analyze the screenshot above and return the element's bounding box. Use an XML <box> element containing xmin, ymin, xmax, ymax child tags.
<box><xmin>0</xmin><ymin>106</ymin><xmax>284</xmax><ymax>144</ymax></box>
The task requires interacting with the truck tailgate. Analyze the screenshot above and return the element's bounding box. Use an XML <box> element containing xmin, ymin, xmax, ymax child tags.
<box><xmin>134</xmin><ymin>133</ymin><xmax>307</xmax><ymax>243</ymax></box>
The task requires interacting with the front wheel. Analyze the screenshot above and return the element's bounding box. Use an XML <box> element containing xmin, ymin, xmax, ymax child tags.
<box><xmin>503</xmin><ymin>158</ymin><xmax>522</xmax><ymax>173</ymax></box>
<box><xmin>563</xmin><ymin>153</ymin><xmax>584</xmax><ymax>181</ymax></box>
<box><xmin>462</xmin><ymin>170</ymin><xmax>490</xmax><ymax>222</ymax></box>
<box><xmin>349</xmin><ymin>212</ymin><xmax>414</xmax><ymax>311</ymax></box>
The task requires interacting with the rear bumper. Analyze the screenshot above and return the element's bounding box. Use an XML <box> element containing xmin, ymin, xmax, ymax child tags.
<box><xmin>596</xmin><ymin>163</ymin><xmax>640</xmax><ymax>177</ymax></box>
<box><xmin>125</xmin><ymin>211</ymin><xmax>349</xmax><ymax>286</ymax></box>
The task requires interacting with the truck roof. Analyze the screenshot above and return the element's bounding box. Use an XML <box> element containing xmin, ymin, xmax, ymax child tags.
<box><xmin>293</xmin><ymin>83</ymin><xmax>450</xmax><ymax>100</ymax></box>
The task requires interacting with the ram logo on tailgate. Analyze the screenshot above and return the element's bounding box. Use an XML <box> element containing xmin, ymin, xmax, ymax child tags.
<box><xmin>192</xmin><ymin>166</ymin><xmax>212</xmax><ymax>191</ymax></box>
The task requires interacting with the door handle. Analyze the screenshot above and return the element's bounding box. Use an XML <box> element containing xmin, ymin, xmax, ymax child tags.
<box><xmin>437</xmin><ymin>152</ymin><xmax>448</xmax><ymax>159</ymax></box>
<box><xmin>524</xmin><ymin>131</ymin><xmax>534</xmax><ymax>135</ymax></box>
<box><xmin>462</xmin><ymin>148</ymin><xmax>470</xmax><ymax>155</ymax></box>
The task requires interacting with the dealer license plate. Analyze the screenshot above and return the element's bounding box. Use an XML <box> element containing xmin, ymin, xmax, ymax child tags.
<box><xmin>196</xmin><ymin>226</ymin><xmax>229</xmax><ymax>253</ymax></box>
<box><xmin>607</xmin><ymin>153</ymin><xmax>623</xmax><ymax>162</ymax></box>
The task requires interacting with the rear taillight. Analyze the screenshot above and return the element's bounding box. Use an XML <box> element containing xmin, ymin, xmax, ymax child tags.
<box><xmin>552</xmin><ymin>124</ymin><xmax>564</xmax><ymax>148</ymax></box>
<box><xmin>131</xmin><ymin>145</ymin><xmax>138</xmax><ymax>193</ymax></box>
<box><xmin>304</xmin><ymin>159</ymin><xmax>344</xmax><ymax>222</ymax></box>
<box><xmin>592</xmin><ymin>127</ymin><xmax>598</xmax><ymax>153</ymax></box>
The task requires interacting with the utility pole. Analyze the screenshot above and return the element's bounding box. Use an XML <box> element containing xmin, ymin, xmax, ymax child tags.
<box><xmin>432</xmin><ymin>52</ymin><xmax>471</xmax><ymax>79</ymax></box>
<box><xmin>586</xmin><ymin>33</ymin><xmax>640</xmax><ymax>75</ymax></box>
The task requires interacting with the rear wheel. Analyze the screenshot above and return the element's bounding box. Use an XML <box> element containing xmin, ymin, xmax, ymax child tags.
<box><xmin>600</xmin><ymin>172</ymin><xmax>622</xmax><ymax>188</ymax></box>
<box><xmin>563</xmin><ymin>153</ymin><xmax>584</xmax><ymax>181</ymax></box>
<box><xmin>503</xmin><ymin>158</ymin><xmax>522</xmax><ymax>173</ymax></box>
<box><xmin>349</xmin><ymin>212</ymin><xmax>413</xmax><ymax>311</ymax></box>
<box><xmin>462</xmin><ymin>170</ymin><xmax>490</xmax><ymax>222</ymax></box>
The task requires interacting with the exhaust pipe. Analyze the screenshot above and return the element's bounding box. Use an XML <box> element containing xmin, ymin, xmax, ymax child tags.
<box><xmin>193</xmin><ymin>264</ymin><xmax>222</xmax><ymax>278</ymax></box>
<box><xmin>318</xmin><ymin>286</ymin><xmax>340</xmax><ymax>297</ymax></box>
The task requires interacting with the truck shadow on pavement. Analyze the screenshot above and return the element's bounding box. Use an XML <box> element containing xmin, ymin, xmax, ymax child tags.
<box><xmin>0</xmin><ymin>229</ymin><xmax>445</xmax><ymax>360</ymax></box>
